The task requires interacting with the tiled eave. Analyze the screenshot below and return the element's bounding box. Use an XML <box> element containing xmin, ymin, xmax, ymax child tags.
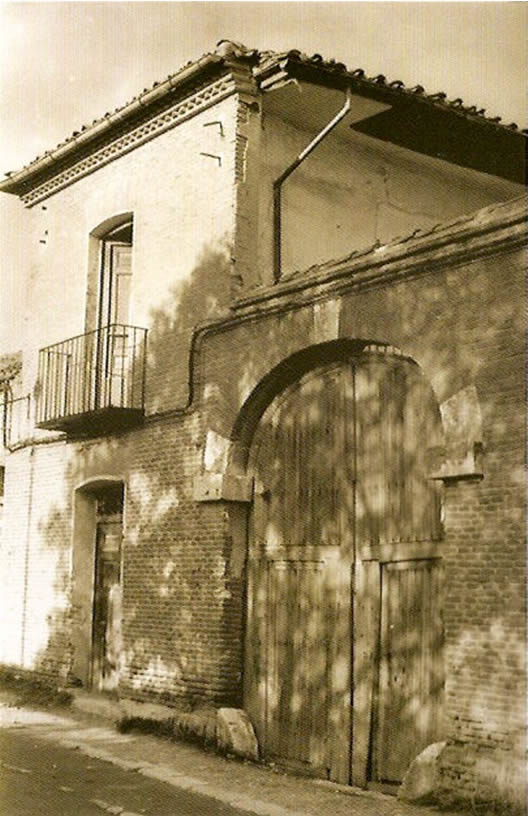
<box><xmin>1</xmin><ymin>40</ymin><xmax>526</xmax><ymax>199</ymax></box>
<box><xmin>258</xmin><ymin>56</ymin><xmax>527</xmax><ymax>183</ymax></box>
<box><xmin>0</xmin><ymin>53</ymin><xmax>232</xmax><ymax>199</ymax></box>
<box><xmin>257</xmin><ymin>50</ymin><xmax>526</xmax><ymax>135</ymax></box>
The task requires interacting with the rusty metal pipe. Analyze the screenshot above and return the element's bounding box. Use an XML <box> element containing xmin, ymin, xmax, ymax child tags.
<box><xmin>273</xmin><ymin>87</ymin><xmax>352</xmax><ymax>282</ymax></box>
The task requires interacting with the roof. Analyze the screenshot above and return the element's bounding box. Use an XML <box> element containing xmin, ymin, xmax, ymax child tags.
<box><xmin>1</xmin><ymin>40</ymin><xmax>526</xmax><ymax>198</ymax></box>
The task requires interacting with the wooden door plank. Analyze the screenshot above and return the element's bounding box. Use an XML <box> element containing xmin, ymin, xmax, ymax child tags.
<box><xmin>376</xmin><ymin>560</ymin><xmax>444</xmax><ymax>783</ymax></box>
<box><xmin>327</xmin><ymin>555</ymin><xmax>352</xmax><ymax>782</ymax></box>
<box><xmin>351</xmin><ymin>558</ymin><xmax>380</xmax><ymax>787</ymax></box>
<box><xmin>243</xmin><ymin>556</ymin><xmax>265</xmax><ymax>746</ymax></box>
<box><xmin>326</xmin><ymin>364</ymin><xmax>355</xmax><ymax>782</ymax></box>
<box><xmin>246</xmin><ymin>361</ymin><xmax>363</xmax><ymax>781</ymax></box>
<box><xmin>305</xmin><ymin>564</ymin><xmax>325</xmax><ymax>768</ymax></box>
<box><xmin>382</xmin><ymin>361</ymin><xmax>395</xmax><ymax>545</ymax></box>
<box><xmin>269</xmin><ymin>561</ymin><xmax>287</xmax><ymax>756</ymax></box>
<box><xmin>430</xmin><ymin>561</ymin><xmax>445</xmax><ymax>742</ymax></box>
<box><xmin>296</xmin><ymin>565</ymin><xmax>308</xmax><ymax>764</ymax></box>
<box><xmin>286</xmin><ymin>564</ymin><xmax>297</xmax><ymax>764</ymax></box>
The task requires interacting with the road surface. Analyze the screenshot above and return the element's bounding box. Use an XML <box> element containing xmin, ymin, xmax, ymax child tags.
<box><xmin>0</xmin><ymin>726</ymin><xmax>252</xmax><ymax>816</ymax></box>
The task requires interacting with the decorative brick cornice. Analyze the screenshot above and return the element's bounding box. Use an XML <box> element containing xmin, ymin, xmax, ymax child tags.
<box><xmin>21</xmin><ymin>75</ymin><xmax>237</xmax><ymax>207</ymax></box>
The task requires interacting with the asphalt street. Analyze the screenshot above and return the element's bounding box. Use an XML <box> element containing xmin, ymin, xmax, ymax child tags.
<box><xmin>0</xmin><ymin>727</ymin><xmax>251</xmax><ymax>816</ymax></box>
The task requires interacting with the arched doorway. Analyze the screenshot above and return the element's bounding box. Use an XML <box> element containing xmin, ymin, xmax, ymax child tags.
<box><xmin>71</xmin><ymin>479</ymin><xmax>125</xmax><ymax>693</ymax></box>
<box><xmin>243</xmin><ymin>347</ymin><xmax>444</xmax><ymax>785</ymax></box>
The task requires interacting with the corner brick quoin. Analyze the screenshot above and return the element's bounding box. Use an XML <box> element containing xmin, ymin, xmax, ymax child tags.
<box><xmin>0</xmin><ymin>38</ymin><xmax>525</xmax><ymax>810</ymax></box>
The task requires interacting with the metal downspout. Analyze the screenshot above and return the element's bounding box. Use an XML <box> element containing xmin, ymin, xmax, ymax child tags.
<box><xmin>272</xmin><ymin>87</ymin><xmax>352</xmax><ymax>282</ymax></box>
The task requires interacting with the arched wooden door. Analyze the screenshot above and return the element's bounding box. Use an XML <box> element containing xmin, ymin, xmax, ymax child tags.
<box><xmin>244</xmin><ymin>349</ymin><xmax>444</xmax><ymax>785</ymax></box>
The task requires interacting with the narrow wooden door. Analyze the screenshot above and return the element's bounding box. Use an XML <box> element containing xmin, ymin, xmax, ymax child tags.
<box><xmin>92</xmin><ymin>517</ymin><xmax>122</xmax><ymax>692</ymax></box>
<box><xmin>374</xmin><ymin>559</ymin><xmax>444</xmax><ymax>783</ymax></box>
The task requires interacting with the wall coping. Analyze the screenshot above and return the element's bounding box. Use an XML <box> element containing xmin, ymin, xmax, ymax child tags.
<box><xmin>232</xmin><ymin>196</ymin><xmax>527</xmax><ymax>312</ymax></box>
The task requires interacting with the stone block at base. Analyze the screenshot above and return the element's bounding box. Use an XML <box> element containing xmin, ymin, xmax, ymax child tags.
<box><xmin>217</xmin><ymin>708</ymin><xmax>259</xmax><ymax>761</ymax></box>
<box><xmin>398</xmin><ymin>741</ymin><xmax>447</xmax><ymax>803</ymax></box>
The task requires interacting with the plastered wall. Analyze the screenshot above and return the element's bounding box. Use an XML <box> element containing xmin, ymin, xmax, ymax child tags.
<box><xmin>256</xmin><ymin>105</ymin><xmax>522</xmax><ymax>279</ymax></box>
<box><xmin>12</xmin><ymin>93</ymin><xmax>240</xmax><ymax>415</ymax></box>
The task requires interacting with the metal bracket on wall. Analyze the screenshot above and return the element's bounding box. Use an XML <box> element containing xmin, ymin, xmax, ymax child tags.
<box><xmin>200</xmin><ymin>152</ymin><xmax>223</xmax><ymax>166</ymax></box>
<box><xmin>203</xmin><ymin>120</ymin><xmax>225</xmax><ymax>137</ymax></box>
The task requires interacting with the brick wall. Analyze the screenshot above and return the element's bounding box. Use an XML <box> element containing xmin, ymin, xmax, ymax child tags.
<box><xmin>0</xmin><ymin>80</ymin><xmax>246</xmax><ymax>698</ymax></box>
<box><xmin>120</xmin><ymin>414</ymin><xmax>242</xmax><ymax>706</ymax></box>
<box><xmin>1</xmin><ymin>410</ymin><xmax>243</xmax><ymax>706</ymax></box>
<box><xmin>197</xmin><ymin>197</ymin><xmax>526</xmax><ymax>803</ymax></box>
<box><xmin>0</xmin><ymin>441</ymin><xmax>73</xmax><ymax>678</ymax></box>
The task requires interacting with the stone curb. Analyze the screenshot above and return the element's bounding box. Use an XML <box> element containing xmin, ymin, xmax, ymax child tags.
<box><xmin>72</xmin><ymin>693</ymin><xmax>258</xmax><ymax>760</ymax></box>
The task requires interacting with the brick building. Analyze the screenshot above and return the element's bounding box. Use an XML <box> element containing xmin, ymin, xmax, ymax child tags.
<box><xmin>0</xmin><ymin>41</ymin><xmax>526</xmax><ymax>807</ymax></box>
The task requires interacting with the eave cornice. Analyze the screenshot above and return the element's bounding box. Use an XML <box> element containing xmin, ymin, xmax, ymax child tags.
<box><xmin>0</xmin><ymin>53</ymin><xmax>261</xmax><ymax>206</ymax></box>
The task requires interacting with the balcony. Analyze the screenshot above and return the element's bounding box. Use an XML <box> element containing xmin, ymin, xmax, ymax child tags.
<box><xmin>37</xmin><ymin>324</ymin><xmax>147</xmax><ymax>435</ymax></box>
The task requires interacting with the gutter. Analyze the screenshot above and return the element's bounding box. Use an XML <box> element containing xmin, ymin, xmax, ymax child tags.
<box><xmin>273</xmin><ymin>87</ymin><xmax>352</xmax><ymax>281</ymax></box>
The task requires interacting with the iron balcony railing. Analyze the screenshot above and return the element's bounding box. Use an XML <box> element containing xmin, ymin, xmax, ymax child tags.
<box><xmin>37</xmin><ymin>324</ymin><xmax>147</xmax><ymax>431</ymax></box>
<box><xmin>2</xmin><ymin>393</ymin><xmax>31</xmax><ymax>448</ymax></box>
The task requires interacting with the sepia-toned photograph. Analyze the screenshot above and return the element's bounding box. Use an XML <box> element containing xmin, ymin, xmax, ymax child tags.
<box><xmin>0</xmin><ymin>3</ymin><xmax>526</xmax><ymax>814</ymax></box>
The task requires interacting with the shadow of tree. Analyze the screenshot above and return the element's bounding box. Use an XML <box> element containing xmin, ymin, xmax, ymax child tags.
<box><xmin>242</xmin><ymin>348</ymin><xmax>444</xmax><ymax>784</ymax></box>
<box><xmin>145</xmin><ymin>240</ymin><xmax>232</xmax><ymax>414</ymax></box>
<box><xmin>13</xmin><ymin>226</ymin><xmax>525</xmax><ymax>805</ymax></box>
<box><xmin>28</xmin><ymin>237</ymin><xmax>240</xmax><ymax>710</ymax></box>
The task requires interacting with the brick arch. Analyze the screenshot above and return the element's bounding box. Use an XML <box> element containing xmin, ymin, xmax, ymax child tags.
<box><xmin>90</xmin><ymin>212</ymin><xmax>134</xmax><ymax>240</ymax></box>
<box><xmin>74</xmin><ymin>474</ymin><xmax>127</xmax><ymax>494</ymax></box>
<box><xmin>227</xmin><ymin>338</ymin><xmax>424</xmax><ymax>472</ymax></box>
<box><xmin>224</xmin><ymin>334</ymin><xmax>487</xmax><ymax>486</ymax></box>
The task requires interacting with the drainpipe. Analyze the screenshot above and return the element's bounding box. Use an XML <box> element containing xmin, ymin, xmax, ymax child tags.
<box><xmin>273</xmin><ymin>86</ymin><xmax>352</xmax><ymax>282</ymax></box>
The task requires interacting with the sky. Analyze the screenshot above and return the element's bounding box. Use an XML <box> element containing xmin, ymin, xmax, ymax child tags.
<box><xmin>1</xmin><ymin>1</ymin><xmax>526</xmax><ymax>174</ymax></box>
<box><xmin>1</xmin><ymin>1</ymin><xmax>527</xmax><ymax>345</ymax></box>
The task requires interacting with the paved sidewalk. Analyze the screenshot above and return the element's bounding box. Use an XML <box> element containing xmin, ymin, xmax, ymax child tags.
<box><xmin>0</xmin><ymin>704</ymin><xmax>463</xmax><ymax>816</ymax></box>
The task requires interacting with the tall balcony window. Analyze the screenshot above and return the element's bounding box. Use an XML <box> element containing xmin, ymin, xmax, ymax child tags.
<box><xmin>36</xmin><ymin>217</ymin><xmax>147</xmax><ymax>435</ymax></box>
